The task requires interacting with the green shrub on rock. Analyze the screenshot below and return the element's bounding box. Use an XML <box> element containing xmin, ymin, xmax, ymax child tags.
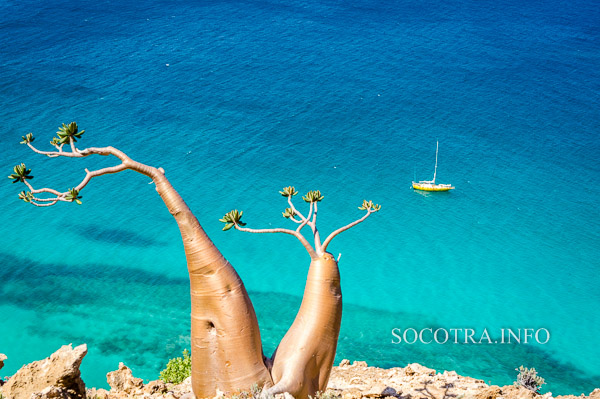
<box><xmin>514</xmin><ymin>365</ymin><xmax>545</xmax><ymax>393</ymax></box>
<box><xmin>160</xmin><ymin>349</ymin><xmax>191</xmax><ymax>384</ymax></box>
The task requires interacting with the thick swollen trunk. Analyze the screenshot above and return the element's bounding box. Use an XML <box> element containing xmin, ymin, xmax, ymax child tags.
<box><xmin>268</xmin><ymin>253</ymin><xmax>342</xmax><ymax>399</ymax></box>
<box><xmin>153</xmin><ymin>175</ymin><xmax>272</xmax><ymax>398</ymax></box>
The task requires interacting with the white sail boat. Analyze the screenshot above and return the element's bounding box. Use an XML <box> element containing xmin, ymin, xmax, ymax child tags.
<box><xmin>412</xmin><ymin>141</ymin><xmax>455</xmax><ymax>192</ymax></box>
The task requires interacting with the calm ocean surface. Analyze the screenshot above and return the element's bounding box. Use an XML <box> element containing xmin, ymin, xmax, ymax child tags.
<box><xmin>1</xmin><ymin>0</ymin><xmax>599</xmax><ymax>394</ymax></box>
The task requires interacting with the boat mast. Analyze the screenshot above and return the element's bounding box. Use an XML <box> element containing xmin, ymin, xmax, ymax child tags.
<box><xmin>432</xmin><ymin>140</ymin><xmax>439</xmax><ymax>183</ymax></box>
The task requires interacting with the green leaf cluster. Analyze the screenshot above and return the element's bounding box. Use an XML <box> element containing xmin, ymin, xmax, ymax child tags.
<box><xmin>220</xmin><ymin>209</ymin><xmax>246</xmax><ymax>231</ymax></box>
<box><xmin>18</xmin><ymin>191</ymin><xmax>34</xmax><ymax>203</ymax></box>
<box><xmin>159</xmin><ymin>349</ymin><xmax>191</xmax><ymax>384</ymax></box>
<box><xmin>514</xmin><ymin>366</ymin><xmax>545</xmax><ymax>393</ymax></box>
<box><xmin>282</xmin><ymin>207</ymin><xmax>296</xmax><ymax>219</ymax></box>
<box><xmin>65</xmin><ymin>188</ymin><xmax>83</xmax><ymax>205</ymax></box>
<box><xmin>303</xmin><ymin>190</ymin><xmax>324</xmax><ymax>203</ymax></box>
<box><xmin>56</xmin><ymin>122</ymin><xmax>85</xmax><ymax>144</ymax></box>
<box><xmin>279</xmin><ymin>186</ymin><xmax>298</xmax><ymax>197</ymax></box>
<box><xmin>20</xmin><ymin>132</ymin><xmax>35</xmax><ymax>144</ymax></box>
<box><xmin>358</xmin><ymin>200</ymin><xmax>381</xmax><ymax>212</ymax></box>
<box><xmin>8</xmin><ymin>163</ymin><xmax>33</xmax><ymax>183</ymax></box>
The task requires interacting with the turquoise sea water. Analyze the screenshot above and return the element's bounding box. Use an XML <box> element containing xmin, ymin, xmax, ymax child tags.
<box><xmin>1</xmin><ymin>0</ymin><xmax>599</xmax><ymax>395</ymax></box>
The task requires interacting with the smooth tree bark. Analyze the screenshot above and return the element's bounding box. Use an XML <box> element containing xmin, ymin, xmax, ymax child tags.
<box><xmin>221</xmin><ymin>187</ymin><xmax>380</xmax><ymax>398</ymax></box>
<box><xmin>10</xmin><ymin>125</ymin><xmax>272</xmax><ymax>398</ymax></box>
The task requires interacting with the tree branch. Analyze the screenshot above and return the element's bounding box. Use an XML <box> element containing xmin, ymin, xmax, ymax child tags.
<box><xmin>30</xmin><ymin>199</ymin><xmax>61</xmax><ymax>207</ymax></box>
<box><xmin>321</xmin><ymin>209</ymin><xmax>374</xmax><ymax>253</ymax></box>
<box><xmin>287</xmin><ymin>196</ymin><xmax>306</xmax><ymax>222</ymax></box>
<box><xmin>234</xmin><ymin>225</ymin><xmax>318</xmax><ymax>259</ymax></box>
<box><xmin>18</xmin><ymin>137</ymin><xmax>163</xmax><ymax>208</ymax></box>
<box><xmin>75</xmin><ymin>164</ymin><xmax>128</xmax><ymax>191</ymax></box>
<box><xmin>311</xmin><ymin>202</ymin><xmax>322</xmax><ymax>253</ymax></box>
<box><xmin>27</xmin><ymin>142</ymin><xmax>83</xmax><ymax>158</ymax></box>
<box><xmin>295</xmin><ymin>202</ymin><xmax>313</xmax><ymax>233</ymax></box>
<box><xmin>69</xmin><ymin>137</ymin><xmax>79</xmax><ymax>154</ymax></box>
<box><xmin>23</xmin><ymin>180</ymin><xmax>63</xmax><ymax>196</ymax></box>
<box><xmin>288</xmin><ymin>215</ymin><xmax>303</xmax><ymax>224</ymax></box>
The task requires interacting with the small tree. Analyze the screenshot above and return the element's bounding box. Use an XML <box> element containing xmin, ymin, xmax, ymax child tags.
<box><xmin>9</xmin><ymin>123</ymin><xmax>380</xmax><ymax>399</ymax></box>
<box><xmin>221</xmin><ymin>187</ymin><xmax>380</xmax><ymax>398</ymax></box>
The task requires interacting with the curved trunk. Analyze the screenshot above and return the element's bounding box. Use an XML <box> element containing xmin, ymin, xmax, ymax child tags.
<box><xmin>153</xmin><ymin>174</ymin><xmax>272</xmax><ymax>397</ymax></box>
<box><xmin>267</xmin><ymin>253</ymin><xmax>342</xmax><ymax>399</ymax></box>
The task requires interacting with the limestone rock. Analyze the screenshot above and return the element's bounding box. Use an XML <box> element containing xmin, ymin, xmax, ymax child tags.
<box><xmin>2</xmin><ymin>344</ymin><xmax>87</xmax><ymax>399</ymax></box>
<box><xmin>328</xmin><ymin>362</ymin><xmax>509</xmax><ymax>399</ymax></box>
<box><xmin>0</xmin><ymin>353</ymin><xmax>6</xmax><ymax>386</ymax></box>
<box><xmin>342</xmin><ymin>388</ymin><xmax>363</xmax><ymax>399</ymax></box>
<box><xmin>144</xmin><ymin>379</ymin><xmax>168</xmax><ymax>395</ymax></box>
<box><xmin>500</xmin><ymin>385</ymin><xmax>537</xmax><ymax>399</ymax></box>
<box><xmin>21</xmin><ymin>356</ymin><xmax>591</xmax><ymax>399</ymax></box>
<box><xmin>475</xmin><ymin>385</ymin><xmax>502</xmax><ymax>399</ymax></box>
<box><xmin>106</xmin><ymin>362</ymin><xmax>144</xmax><ymax>394</ymax></box>
<box><xmin>362</xmin><ymin>384</ymin><xmax>389</xmax><ymax>397</ymax></box>
<box><xmin>0</xmin><ymin>353</ymin><xmax>6</xmax><ymax>371</ymax></box>
<box><xmin>404</xmin><ymin>363</ymin><xmax>436</xmax><ymax>376</ymax></box>
<box><xmin>86</xmin><ymin>387</ymin><xmax>110</xmax><ymax>399</ymax></box>
<box><xmin>30</xmin><ymin>386</ymin><xmax>71</xmax><ymax>399</ymax></box>
<box><xmin>442</xmin><ymin>370</ymin><xmax>458</xmax><ymax>378</ymax></box>
<box><xmin>274</xmin><ymin>393</ymin><xmax>295</xmax><ymax>399</ymax></box>
<box><xmin>171</xmin><ymin>376</ymin><xmax>193</xmax><ymax>398</ymax></box>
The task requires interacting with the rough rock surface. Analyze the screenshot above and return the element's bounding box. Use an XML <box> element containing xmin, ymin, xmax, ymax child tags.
<box><xmin>2</xmin><ymin>344</ymin><xmax>87</xmax><ymax>399</ymax></box>
<box><xmin>83</xmin><ymin>359</ymin><xmax>599</xmax><ymax>399</ymax></box>
<box><xmin>30</xmin><ymin>385</ymin><xmax>72</xmax><ymax>399</ymax></box>
<box><xmin>327</xmin><ymin>360</ymin><xmax>594</xmax><ymax>399</ymax></box>
<box><xmin>475</xmin><ymin>385</ymin><xmax>503</xmax><ymax>399</ymax></box>
<box><xmin>107</xmin><ymin>362</ymin><xmax>144</xmax><ymax>395</ymax></box>
<box><xmin>86</xmin><ymin>387</ymin><xmax>111</xmax><ymax>399</ymax></box>
<box><xmin>5</xmin><ymin>352</ymin><xmax>599</xmax><ymax>399</ymax></box>
<box><xmin>145</xmin><ymin>380</ymin><xmax>168</xmax><ymax>395</ymax></box>
<box><xmin>0</xmin><ymin>353</ymin><xmax>6</xmax><ymax>386</ymax></box>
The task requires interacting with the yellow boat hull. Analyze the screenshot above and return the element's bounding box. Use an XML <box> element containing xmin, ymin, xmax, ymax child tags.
<box><xmin>412</xmin><ymin>182</ymin><xmax>455</xmax><ymax>191</ymax></box>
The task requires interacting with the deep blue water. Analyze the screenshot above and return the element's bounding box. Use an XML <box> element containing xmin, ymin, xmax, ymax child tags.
<box><xmin>1</xmin><ymin>0</ymin><xmax>599</xmax><ymax>395</ymax></box>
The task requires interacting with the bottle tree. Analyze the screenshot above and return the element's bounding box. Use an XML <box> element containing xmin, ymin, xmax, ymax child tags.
<box><xmin>9</xmin><ymin>123</ymin><xmax>380</xmax><ymax>399</ymax></box>
<box><xmin>221</xmin><ymin>188</ymin><xmax>380</xmax><ymax>398</ymax></box>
